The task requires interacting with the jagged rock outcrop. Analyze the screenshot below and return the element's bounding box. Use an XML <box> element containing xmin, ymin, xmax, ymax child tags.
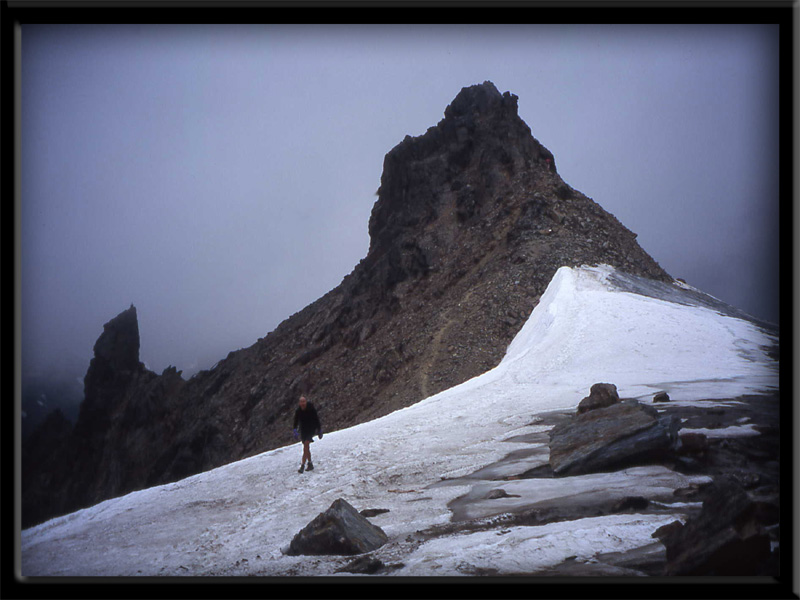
<box><xmin>440</xmin><ymin>388</ymin><xmax>779</xmax><ymax>577</ymax></box>
<box><xmin>74</xmin><ymin>305</ymin><xmax>145</xmax><ymax>442</ymax></box>
<box><xmin>658</xmin><ymin>476</ymin><xmax>775</xmax><ymax>575</ymax></box>
<box><xmin>23</xmin><ymin>81</ymin><xmax>673</xmax><ymax>527</ymax></box>
<box><xmin>22</xmin><ymin>307</ymin><xmax>188</xmax><ymax>526</ymax></box>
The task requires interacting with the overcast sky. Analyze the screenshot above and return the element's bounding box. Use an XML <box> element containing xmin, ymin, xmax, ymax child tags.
<box><xmin>20</xmin><ymin>23</ymin><xmax>781</xmax><ymax>383</ymax></box>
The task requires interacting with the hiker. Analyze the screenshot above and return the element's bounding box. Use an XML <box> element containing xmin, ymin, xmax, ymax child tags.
<box><xmin>293</xmin><ymin>396</ymin><xmax>323</xmax><ymax>473</ymax></box>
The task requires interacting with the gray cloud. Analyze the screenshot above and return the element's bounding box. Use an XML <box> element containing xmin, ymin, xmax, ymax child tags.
<box><xmin>20</xmin><ymin>24</ymin><xmax>780</xmax><ymax>382</ymax></box>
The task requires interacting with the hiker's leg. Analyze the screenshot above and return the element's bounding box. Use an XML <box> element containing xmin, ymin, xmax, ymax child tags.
<box><xmin>302</xmin><ymin>440</ymin><xmax>311</xmax><ymax>465</ymax></box>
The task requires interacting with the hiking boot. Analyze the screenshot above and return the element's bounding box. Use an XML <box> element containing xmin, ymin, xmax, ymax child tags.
<box><xmin>306</xmin><ymin>461</ymin><xmax>314</xmax><ymax>471</ymax></box>
<box><xmin>298</xmin><ymin>464</ymin><xmax>305</xmax><ymax>474</ymax></box>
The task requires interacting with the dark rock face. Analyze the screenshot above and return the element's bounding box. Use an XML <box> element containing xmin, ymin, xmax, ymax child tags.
<box><xmin>23</xmin><ymin>81</ymin><xmax>672</xmax><ymax>527</ymax></box>
<box><xmin>660</xmin><ymin>477</ymin><xmax>774</xmax><ymax>575</ymax></box>
<box><xmin>76</xmin><ymin>306</ymin><xmax>146</xmax><ymax>432</ymax></box>
<box><xmin>21</xmin><ymin>409</ymin><xmax>74</xmax><ymax>527</ymax></box>
<box><xmin>549</xmin><ymin>397</ymin><xmax>680</xmax><ymax>476</ymax></box>
<box><xmin>677</xmin><ymin>432</ymin><xmax>708</xmax><ymax>456</ymax></box>
<box><xmin>286</xmin><ymin>499</ymin><xmax>389</xmax><ymax>556</ymax></box>
<box><xmin>86</xmin><ymin>305</ymin><xmax>142</xmax><ymax>382</ymax></box>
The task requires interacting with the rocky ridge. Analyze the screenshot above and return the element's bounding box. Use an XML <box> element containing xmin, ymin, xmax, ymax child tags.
<box><xmin>23</xmin><ymin>81</ymin><xmax>671</xmax><ymax>528</ymax></box>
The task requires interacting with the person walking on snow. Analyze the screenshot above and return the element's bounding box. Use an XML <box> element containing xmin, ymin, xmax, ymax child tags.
<box><xmin>293</xmin><ymin>396</ymin><xmax>323</xmax><ymax>473</ymax></box>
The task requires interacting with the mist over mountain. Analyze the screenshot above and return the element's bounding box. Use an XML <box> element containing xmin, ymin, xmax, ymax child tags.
<box><xmin>23</xmin><ymin>82</ymin><xmax>720</xmax><ymax>528</ymax></box>
<box><xmin>21</xmin><ymin>373</ymin><xmax>83</xmax><ymax>440</ymax></box>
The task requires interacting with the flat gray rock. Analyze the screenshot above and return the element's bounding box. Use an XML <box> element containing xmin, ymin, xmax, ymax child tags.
<box><xmin>549</xmin><ymin>399</ymin><xmax>680</xmax><ymax>476</ymax></box>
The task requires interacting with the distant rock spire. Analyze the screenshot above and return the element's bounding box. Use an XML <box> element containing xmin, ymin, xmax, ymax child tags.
<box><xmin>86</xmin><ymin>304</ymin><xmax>142</xmax><ymax>386</ymax></box>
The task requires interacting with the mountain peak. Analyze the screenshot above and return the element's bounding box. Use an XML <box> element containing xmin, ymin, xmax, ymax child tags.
<box><xmin>368</xmin><ymin>82</ymin><xmax>548</xmax><ymax>259</ymax></box>
<box><xmin>24</xmin><ymin>84</ymin><xmax>672</xmax><ymax>527</ymax></box>
<box><xmin>443</xmin><ymin>80</ymin><xmax>505</xmax><ymax>119</ymax></box>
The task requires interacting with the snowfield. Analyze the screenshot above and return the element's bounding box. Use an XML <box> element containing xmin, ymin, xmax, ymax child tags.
<box><xmin>20</xmin><ymin>265</ymin><xmax>779</xmax><ymax>577</ymax></box>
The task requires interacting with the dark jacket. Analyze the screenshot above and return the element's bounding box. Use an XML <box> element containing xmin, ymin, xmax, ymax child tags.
<box><xmin>293</xmin><ymin>402</ymin><xmax>321</xmax><ymax>440</ymax></box>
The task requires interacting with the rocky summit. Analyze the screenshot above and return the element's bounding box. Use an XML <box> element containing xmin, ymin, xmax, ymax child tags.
<box><xmin>23</xmin><ymin>81</ymin><xmax>671</xmax><ymax>527</ymax></box>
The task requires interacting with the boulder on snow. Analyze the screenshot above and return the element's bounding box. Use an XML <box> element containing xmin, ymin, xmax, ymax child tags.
<box><xmin>549</xmin><ymin>399</ymin><xmax>680</xmax><ymax>476</ymax></box>
<box><xmin>285</xmin><ymin>498</ymin><xmax>389</xmax><ymax>556</ymax></box>
<box><xmin>486</xmin><ymin>488</ymin><xmax>520</xmax><ymax>500</ymax></box>
<box><xmin>653</xmin><ymin>392</ymin><xmax>670</xmax><ymax>403</ymax></box>
<box><xmin>576</xmin><ymin>383</ymin><xmax>620</xmax><ymax>414</ymax></box>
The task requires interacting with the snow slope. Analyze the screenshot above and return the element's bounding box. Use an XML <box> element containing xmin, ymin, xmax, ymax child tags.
<box><xmin>20</xmin><ymin>265</ymin><xmax>779</xmax><ymax>577</ymax></box>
